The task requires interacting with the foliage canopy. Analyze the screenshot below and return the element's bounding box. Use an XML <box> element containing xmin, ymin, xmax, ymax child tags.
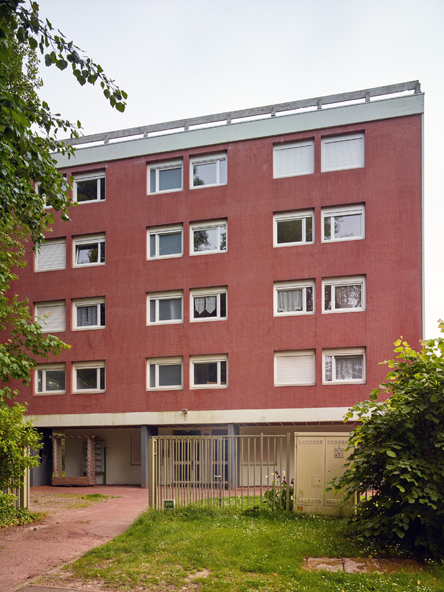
<box><xmin>330</xmin><ymin>322</ymin><xmax>444</xmax><ymax>558</ymax></box>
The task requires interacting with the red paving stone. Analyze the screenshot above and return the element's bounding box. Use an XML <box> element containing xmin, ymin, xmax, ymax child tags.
<box><xmin>0</xmin><ymin>486</ymin><xmax>148</xmax><ymax>592</ymax></box>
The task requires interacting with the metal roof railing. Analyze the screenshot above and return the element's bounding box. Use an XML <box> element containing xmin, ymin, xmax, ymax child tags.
<box><xmin>64</xmin><ymin>80</ymin><xmax>421</xmax><ymax>147</ymax></box>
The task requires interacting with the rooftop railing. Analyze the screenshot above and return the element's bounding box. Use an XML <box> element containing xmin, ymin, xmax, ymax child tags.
<box><xmin>64</xmin><ymin>80</ymin><xmax>421</xmax><ymax>147</ymax></box>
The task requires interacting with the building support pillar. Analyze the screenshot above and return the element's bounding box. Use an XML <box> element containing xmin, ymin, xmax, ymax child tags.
<box><xmin>228</xmin><ymin>423</ymin><xmax>239</xmax><ymax>490</ymax></box>
<box><xmin>30</xmin><ymin>428</ymin><xmax>53</xmax><ymax>486</ymax></box>
<box><xmin>141</xmin><ymin>425</ymin><xmax>158</xmax><ymax>489</ymax></box>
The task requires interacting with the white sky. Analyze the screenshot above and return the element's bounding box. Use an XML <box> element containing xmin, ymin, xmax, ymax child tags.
<box><xmin>36</xmin><ymin>0</ymin><xmax>444</xmax><ymax>340</ymax></box>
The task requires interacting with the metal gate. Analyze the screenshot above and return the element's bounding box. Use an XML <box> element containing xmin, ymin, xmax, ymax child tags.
<box><xmin>148</xmin><ymin>433</ymin><xmax>291</xmax><ymax>510</ymax></box>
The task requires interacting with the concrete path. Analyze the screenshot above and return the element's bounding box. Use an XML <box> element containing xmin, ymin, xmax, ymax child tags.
<box><xmin>0</xmin><ymin>486</ymin><xmax>148</xmax><ymax>592</ymax></box>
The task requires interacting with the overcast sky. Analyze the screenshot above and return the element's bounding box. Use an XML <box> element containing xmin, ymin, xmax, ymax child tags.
<box><xmin>36</xmin><ymin>0</ymin><xmax>444</xmax><ymax>339</ymax></box>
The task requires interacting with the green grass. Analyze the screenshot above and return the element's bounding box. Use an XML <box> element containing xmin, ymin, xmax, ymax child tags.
<box><xmin>65</xmin><ymin>503</ymin><xmax>444</xmax><ymax>591</ymax></box>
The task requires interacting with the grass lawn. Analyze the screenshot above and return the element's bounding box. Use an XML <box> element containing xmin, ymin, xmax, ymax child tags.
<box><xmin>66</xmin><ymin>503</ymin><xmax>444</xmax><ymax>592</ymax></box>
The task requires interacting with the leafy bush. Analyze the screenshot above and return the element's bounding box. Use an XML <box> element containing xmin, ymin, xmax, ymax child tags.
<box><xmin>329</xmin><ymin>321</ymin><xmax>444</xmax><ymax>557</ymax></box>
<box><xmin>263</xmin><ymin>470</ymin><xmax>294</xmax><ymax>510</ymax></box>
<box><xmin>0</xmin><ymin>400</ymin><xmax>42</xmax><ymax>521</ymax></box>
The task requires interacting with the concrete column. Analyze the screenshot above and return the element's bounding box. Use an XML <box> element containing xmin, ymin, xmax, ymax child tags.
<box><xmin>30</xmin><ymin>428</ymin><xmax>53</xmax><ymax>486</ymax></box>
<box><xmin>228</xmin><ymin>423</ymin><xmax>239</xmax><ymax>489</ymax></box>
<box><xmin>141</xmin><ymin>425</ymin><xmax>158</xmax><ymax>489</ymax></box>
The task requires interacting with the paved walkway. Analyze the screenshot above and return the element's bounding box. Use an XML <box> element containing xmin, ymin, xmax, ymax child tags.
<box><xmin>0</xmin><ymin>486</ymin><xmax>148</xmax><ymax>592</ymax></box>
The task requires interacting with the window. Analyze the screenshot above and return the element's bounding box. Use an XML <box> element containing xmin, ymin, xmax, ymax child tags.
<box><xmin>35</xmin><ymin>364</ymin><xmax>66</xmax><ymax>395</ymax></box>
<box><xmin>190</xmin><ymin>153</ymin><xmax>227</xmax><ymax>188</ymax></box>
<box><xmin>273</xmin><ymin>210</ymin><xmax>314</xmax><ymax>247</ymax></box>
<box><xmin>73</xmin><ymin>297</ymin><xmax>106</xmax><ymax>330</ymax></box>
<box><xmin>35</xmin><ymin>238</ymin><xmax>66</xmax><ymax>272</ymax></box>
<box><xmin>147</xmin><ymin>160</ymin><xmax>182</xmax><ymax>194</ymax></box>
<box><xmin>273</xmin><ymin>140</ymin><xmax>315</xmax><ymax>178</ymax></box>
<box><xmin>74</xmin><ymin>171</ymin><xmax>105</xmax><ymax>203</ymax></box>
<box><xmin>274</xmin><ymin>281</ymin><xmax>314</xmax><ymax>316</ymax></box>
<box><xmin>323</xmin><ymin>348</ymin><xmax>366</xmax><ymax>384</ymax></box>
<box><xmin>190</xmin><ymin>355</ymin><xmax>228</xmax><ymax>389</ymax></box>
<box><xmin>323</xmin><ymin>276</ymin><xmax>365</xmax><ymax>313</ymax></box>
<box><xmin>322</xmin><ymin>205</ymin><xmax>365</xmax><ymax>242</ymax></box>
<box><xmin>274</xmin><ymin>351</ymin><xmax>315</xmax><ymax>386</ymax></box>
<box><xmin>35</xmin><ymin>301</ymin><xmax>66</xmax><ymax>333</ymax></box>
<box><xmin>148</xmin><ymin>225</ymin><xmax>183</xmax><ymax>259</ymax></box>
<box><xmin>190</xmin><ymin>220</ymin><xmax>227</xmax><ymax>255</ymax></box>
<box><xmin>321</xmin><ymin>133</ymin><xmax>365</xmax><ymax>172</ymax></box>
<box><xmin>147</xmin><ymin>291</ymin><xmax>183</xmax><ymax>325</ymax></box>
<box><xmin>73</xmin><ymin>234</ymin><xmax>106</xmax><ymax>267</ymax></box>
<box><xmin>147</xmin><ymin>357</ymin><xmax>183</xmax><ymax>390</ymax></box>
<box><xmin>191</xmin><ymin>287</ymin><xmax>227</xmax><ymax>322</ymax></box>
<box><xmin>73</xmin><ymin>361</ymin><xmax>106</xmax><ymax>393</ymax></box>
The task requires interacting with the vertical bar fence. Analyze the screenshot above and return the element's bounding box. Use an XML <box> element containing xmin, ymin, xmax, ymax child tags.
<box><xmin>148</xmin><ymin>434</ymin><xmax>292</xmax><ymax>510</ymax></box>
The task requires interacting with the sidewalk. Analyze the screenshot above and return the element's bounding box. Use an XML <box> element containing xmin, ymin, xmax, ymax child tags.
<box><xmin>0</xmin><ymin>486</ymin><xmax>148</xmax><ymax>592</ymax></box>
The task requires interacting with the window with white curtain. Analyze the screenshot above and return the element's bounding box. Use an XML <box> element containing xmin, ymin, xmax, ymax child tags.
<box><xmin>190</xmin><ymin>355</ymin><xmax>228</xmax><ymax>388</ymax></box>
<box><xmin>147</xmin><ymin>225</ymin><xmax>183</xmax><ymax>259</ymax></box>
<box><xmin>147</xmin><ymin>357</ymin><xmax>183</xmax><ymax>390</ymax></box>
<box><xmin>322</xmin><ymin>348</ymin><xmax>366</xmax><ymax>384</ymax></box>
<box><xmin>190</xmin><ymin>153</ymin><xmax>227</xmax><ymax>188</ymax></box>
<box><xmin>321</xmin><ymin>133</ymin><xmax>365</xmax><ymax>172</ymax></box>
<box><xmin>35</xmin><ymin>238</ymin><xmax>66</xmax><ymax>272</ymax></box>
<box><xmin>274</xmin><ymin>281</ymin><xmax>314</xmax><ymax>316</ymax></box>
<box><xmin>190</xmin><ymin>287</ymin><xmax>227</xmax><ymax>322</ymax></box>
<box><xmin>35</xmin><ymin>301</ymin><xmax>66</xmax><ymax>333</ymax></box>
<box><xmin>323</xmin><ymin>277</ymin><xmax>365</xmax><ymax>313</ymax></box>
<box><xmin>74</xmin><ymin>171</ymin><xmax>106</xmax><ymax>203</ymax></box>
<box><xmin>147</xmin><ymin>291</ymin><xmax>183</xmax><ymax>325</ymax></box>
<box><xmin>274</xmin><ymin>351</ymin><xmax>316</xmax><ymax>386</ymax></box>
<box><xmin>321</xmin><ymin>205</ymin><xmax>365</xmax><ymax>242</ymax></box>
<box><xmin>147</xmin><ymin>160</ymin><xmax>183</xmax><ymax>194</ymax></box>
<box><xmin>273</xmin><ymin>139</ymin><xmax>315</xmax><ymax>178</ymax></box>
<box><xmin>35</xmin><ymin>363</ymin><xmax>66</xmax><ymax>395</ymax></box>
<box><xmin>273</xmin><ymin>210</ymin><xmax>314</xmax><ymax>247</ymax></box>
<box><xmin>190</xmin><ymin>220</ymin><xmax>227</xmax><ymax>255</ymax></box>
<box><xmin>73</xmin><ymin>361</ymin><xmax>106</xmax><ymax>393</ymax></box>
<box><xmin>73</xmin><ymin>297</ymin><xmax>105</xmax><ymax>330</ymax></box>
<box><xmin>73</xmin><ymin>234</ymin><xmax>106</xmax><ymax>267</ymax></box>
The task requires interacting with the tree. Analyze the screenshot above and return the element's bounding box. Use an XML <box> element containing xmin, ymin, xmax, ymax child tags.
<box><xmin>0</xmin><ymin>0</ymin><xmax>126</xmax><ymax>520</ymax></box>
<box><xmin>0</xmin><ymin>0</ymin><xmax>127</xmax><ymax>244</ymax></box>
<box><xmin>330</xmin><ymin>322</ymin><xmax>444</xmax><ymax>558</ymax></box>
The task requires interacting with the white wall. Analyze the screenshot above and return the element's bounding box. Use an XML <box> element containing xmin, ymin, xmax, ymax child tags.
<box><xmin>64</xmin><ymin>428</ymin><xmax>141</xmax><ymax>485</ymax></box>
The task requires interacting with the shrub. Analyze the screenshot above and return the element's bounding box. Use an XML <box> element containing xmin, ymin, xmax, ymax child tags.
<box><xmin>329</xmin><ymin>321</ymin><xmax>444</xmax><ymax>558</ymax></box>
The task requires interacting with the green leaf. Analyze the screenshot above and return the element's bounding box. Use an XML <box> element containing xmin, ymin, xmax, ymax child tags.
<box><xmin>386</xmin><ymin>450</ymin><xmax>397</xmax><ymax>457</ymax></box>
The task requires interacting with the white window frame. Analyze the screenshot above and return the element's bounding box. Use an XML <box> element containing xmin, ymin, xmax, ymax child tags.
<box><xmin>35</xmin><ymin>363</ymin><xmax>66</xmax><ymax>395</ymax></box>
<box><xmin>274</xmin><ymin>350</ymin><xmax>316</xmax><ymax>386</ymax></box>
<box><xmin>73</xmin><ymin>233</ymin><xmax>106</xmax><ymax>268</ymax></box>
<box><xmin>73</xmin><ymin>361</ymin><xmax>106</xmax><ymax>394</ymax></box>
<box><xmin>147</xmin><ymin>357</ymin><xmax>183</xmax><ymax>391</ymax></box>
<box><xmin>273</xmin><ymin>210</ymin><xmax>314</xmax><ymax>247</ymax></box>
<box><xmin>190</xmin><ymin>153</ymin><xmax>227</xmax><ymax>189</ymax></box>
<box><xmin>147</xmin><ymin>159</ymin><xmax>183</xmax><ymax>195</ymax></box>
<box><xmin>35</xmin><ymin>238</ymin><xmax>66</xmax><ymax>272</ymax></box>
<box><xmin>190</xmin><ymin>354</ymin><xmax>228</xmax><ymax>389</ymax></box>
<box><xmin>322</xmin><ymin>348</ymin><xmax>366</xmax><ymax>385</ymax></box>
<box><xmin>321</xmin><ymin>132</ymin><xmax>365</xmax><ymax>173</ymax></box>
<box><xmin>322</xmin><ymin>276</ymin><xmax>366</xmax><ymax>314</ymax></box>
<box><xmin>147</xmin><ymin>291</ymin><xmax>183</xmax><ymax>325</ymax></box>
<box><xmin>190</xmin><ymin>287</ymin><xmax>227</xmax><ymax>323</ymax></box>
<box><xmin>321</xmin><ymin>204</ymin><xmax>365</xmax><ymax>243</ymax></box>
<box><xmin>73</xmin><ymin>297</ymin><xmax>106</xmax><ymax>330</ymax></box>
<box><xmin>147</xmin><ymin>225</ymin><xmax>183</xmax><ymax>260</ymax></box>
<box><xmin>274</xmin><ymin>281</ymin><xmax>315</xmax><ymax>317</ymax></box>
<box><xmin>73</xmin><ymin>171</ymin><xmax>106</xmax><ymax>203</ymax></box>
<box><xmin>273</xmin><ymin>139</ymin><xmax>315</xmax><ymax>178</ymax></box>
<box><xmin>35</xmin><ymin>301</ymin><xmax>66</xmax><ymax>333</ymax></box>
<box><xmin>190</xmin><ymin>220</ymin><xmax>227</xmax><ymax>255</ymax></box>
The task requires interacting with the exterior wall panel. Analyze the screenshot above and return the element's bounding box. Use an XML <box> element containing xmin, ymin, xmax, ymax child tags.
<box><xmin>10</xmin><ymin>114</ymin><xmax>422</xmax><ymax>421</ymax></box>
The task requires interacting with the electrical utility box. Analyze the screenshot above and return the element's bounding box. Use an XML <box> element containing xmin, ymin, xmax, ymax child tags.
<box><xmin>293</xmin><ymin>432</ymin><xmax>354</xmax><ymax>516</ymax></box>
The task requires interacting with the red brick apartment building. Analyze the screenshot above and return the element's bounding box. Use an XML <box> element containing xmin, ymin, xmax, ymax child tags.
<box><xmin>9</xmin><ymin>82</ymin><xmax>423</xmax><ymax>486</ymax></box>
